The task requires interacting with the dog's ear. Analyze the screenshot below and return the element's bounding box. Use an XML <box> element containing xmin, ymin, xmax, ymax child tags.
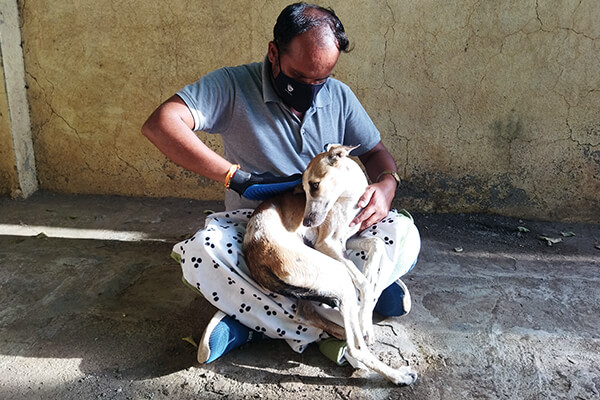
<box><xmin>293</xmin><ymin>182</ymin><xmax>304</xmax><ymax>195</ymax></box>
<box><xmin>326</xmin><ymin>144</ymin><xmax>360</xmax><ymax>165</ymax></box>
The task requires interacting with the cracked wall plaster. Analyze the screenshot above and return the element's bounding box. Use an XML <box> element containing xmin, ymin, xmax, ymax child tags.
<box><xmin>17</xmin><ymin>0</ymin><xmax>600</xmax><ymax>222</ymax></box>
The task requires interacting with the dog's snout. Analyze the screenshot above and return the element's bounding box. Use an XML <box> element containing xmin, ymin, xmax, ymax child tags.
<box><xmin>303</xmin><ymin>211</ymin><xmax>321</xmax><ymax>227</ymax></box>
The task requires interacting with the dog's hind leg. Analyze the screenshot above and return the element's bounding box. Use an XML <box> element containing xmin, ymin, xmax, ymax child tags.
<box><xmin>296</xmin><ymin>299</ymin><xmax>345</xmax><ymax>340</ymax></box>
<box><xmin>312</xmin><ymin>238</ymin><xmax>376</xmax><ymax>344</ymax></box>
<box><xmin>336</xmin><ymin>259</ymin><xmax>375</xmax><ymax>344</ymax></box>
<box><xmin>346</xmin><ymin>236</ymin><xmax>394</xmax><ymax>336</ymax></box>
<box><xmin>346</xmin><ymin>236</ymin><xmax>390</xmax><ymax>293</ymax></box>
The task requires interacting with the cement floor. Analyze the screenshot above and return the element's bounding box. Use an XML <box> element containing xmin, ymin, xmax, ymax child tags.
<box><xmin>0</xmin><ymin>191</ymin><xmax>598</xmax><ymax>400</ymax></box>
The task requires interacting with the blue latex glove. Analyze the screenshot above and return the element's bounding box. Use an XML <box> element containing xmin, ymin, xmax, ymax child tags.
<box><xmin>229</xmin><ymin>170</ymin><xmax>302</xmax><ymax>201</ymax></box>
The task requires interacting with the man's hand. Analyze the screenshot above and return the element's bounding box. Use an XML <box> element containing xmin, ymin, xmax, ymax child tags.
<box><xmin>229</xmin><ymin>170</ymin><xmax>302</xmax><ymax>201</ymax></box>
<box><xmin>354</xmin><ymin>141</ymin><xmax>399</xmax><ymax>230</ymax></box>
<box><xmin>351</xmin><ymin>177</ymin><xmax>397</xmax><ymax>230</ymax></box>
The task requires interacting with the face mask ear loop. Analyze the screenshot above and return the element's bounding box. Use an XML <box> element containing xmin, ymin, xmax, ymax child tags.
<box><xmin>274</xmin><ymin>42</ymin><xmax>283</xmax><ymax>73</ymax></box>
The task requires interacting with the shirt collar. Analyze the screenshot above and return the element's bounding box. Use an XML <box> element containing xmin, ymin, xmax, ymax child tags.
<box><xmin>262</xmin><ymin>55</ymin><xmax>281</xmax><ymax>104</ymax></box>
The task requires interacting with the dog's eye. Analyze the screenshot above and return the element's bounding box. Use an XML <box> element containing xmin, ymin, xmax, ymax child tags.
<box><xmin>310</xmin><ymin>181</ymin><xmax>319</xmax><ymax>192</ymax></box>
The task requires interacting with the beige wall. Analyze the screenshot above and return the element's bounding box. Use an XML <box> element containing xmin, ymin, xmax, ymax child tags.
<box><xmin>6</xmin><ymin>0</ymin><xmax>600</xmax><ymax>221</ymax></box>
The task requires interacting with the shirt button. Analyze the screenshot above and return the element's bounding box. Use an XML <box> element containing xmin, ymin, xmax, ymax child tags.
<box><xmin>300</xmin><ymin>128</ymin><xmax>306</xmax><ymax>134</ymax></box>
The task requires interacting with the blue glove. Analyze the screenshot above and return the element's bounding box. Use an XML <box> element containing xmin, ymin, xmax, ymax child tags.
<box><xmin>229</xmin><ymin>170</ymin><xmax>302</xmax><ymax>201</ymax></box>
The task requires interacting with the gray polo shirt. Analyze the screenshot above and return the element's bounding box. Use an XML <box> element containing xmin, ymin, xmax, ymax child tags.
<box><xmin>177</xmin><ymin>57</ymin><xmax>381</xmax><ymax>210</ymax></box>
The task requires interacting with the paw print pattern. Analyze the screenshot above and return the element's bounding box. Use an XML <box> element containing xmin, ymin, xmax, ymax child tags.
<box><xmin>296</xmin><ymin>325</ymin><xmax>308</xmax><ymax>335</ymax></box>
<box><xmin>288</xmin><ymin>304</ymin><xmax>297</xmax><ymax>319</ymax></box>
<box><xmin>212</xmin><ymin>261</ymin><xmax>220</xmax><ymax>269</ymax></box>
<box><xmin>233</xmin><ymin>232</ymin><xmax>244</xmax><ymax>245</ymax></box>
<box><xmin>222</xmin><ymin>214</ymin><xmax>239</xmax><ymax>227</ymax></box>
<box><xmin>217</xmin><ymin>217</ymin><xmax>236</xmax><ymax>229</ymax></box>
<box><xmin>225</xmin><ymin>242</ymin><xmax>234</xmax><ymax>254</ymax></box>
<box><xmin>191</xmin><ymin>257</ymin><xmax>202</xmax><ymax>268</ymax></box>
<box><xmin>241</xmin><ymin>210</ymin><xmax>253</xmax><ymax>219</ymax></box>
<box><xmin>354</xmin><ymin>250</ymin><xmax>367</xmax><ymax>260</ymax></box>
<box><xmin>240</xmin><ymin>287</ymin><xmax>245</xmax><ymax>295</ymax></box>
<box><xmin>264</xmin><ymin>305</ymin><xmax>277</xmax><ymax>316</ymax></box>
<box><xmin>252</xmin><ymin>293</ymin><xmax>262</xmax><ymax>301</ymax></box>
<box><xmin>212</xmin><ymin>292</ymin><xmax>219</xmax><ymax>302</ymax></box>
<box><xmin>254</xmin><ymin>325</ymin><xmax>267</xmax><ymax>333</ymax></box>
<box><xmin>239</xmin><ymin>303</ymin><xmax>251</xmax><ymax>313</ymax></box>
<box><xmin>276</xmin><ymin>328</ymin><xmax>286</xmax><ymax>337</ymax></box>
<box><xmin>204</xmin><ymin>235</ymin><xmax>216</xmax><ymax>249</ymax></box>
<box><xmin>383</xmin><ymin>236</ymin><xmax>394</xmax><ymax>246</ymax></box>
<box><xmin>227</xmin><ymin>277</ymin><xmax>235</xmax><ymax>285</ymax></box>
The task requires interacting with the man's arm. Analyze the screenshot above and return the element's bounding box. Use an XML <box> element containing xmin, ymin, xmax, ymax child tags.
<box><xmin>141</xmin><ymin>95</ymin><xmax>232</xmax><ymax>184</ymax></box>
<box><xmin>142</xmin><ymin>95</ymin><xmax>302</xmax><ymax>200</ymax></box>
<box><xmin>352</xmin><ymin>141</ymin><xmax>399</xmax><ymax>230</ymax></box>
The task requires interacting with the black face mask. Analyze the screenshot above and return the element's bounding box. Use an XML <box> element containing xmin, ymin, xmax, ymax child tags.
<box><xmin>273</xmin><ymin>58</ymin><xmax>326</xmax><ymax>113</ymax></box>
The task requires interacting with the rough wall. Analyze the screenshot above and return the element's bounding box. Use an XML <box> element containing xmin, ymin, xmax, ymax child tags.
<box><xmin>16</xmin><ymin>0</ymin><xmax>600</xmax><ymax>222</ymax></box>
<box><xmin>1</xmin><ymin>0</ymin><xmax>37</xmax><ymax>198</ymax></box>
<box><xmin>0</xmin><ymin>49</ymin><xmax>19</xmax><ymax>196</ymax></box>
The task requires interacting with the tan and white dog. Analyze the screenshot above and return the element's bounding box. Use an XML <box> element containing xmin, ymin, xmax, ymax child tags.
<box><xmin>243</xmin><ymin>144</ymin><xmax>417</xmax><ymax>385</ymax></box>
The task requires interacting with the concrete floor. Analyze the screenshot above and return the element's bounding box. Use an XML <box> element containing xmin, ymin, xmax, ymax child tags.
<box><xmin>0</xmin><ymin>191</ymin><xmax>599</xmax><ymax>400</ymax></box>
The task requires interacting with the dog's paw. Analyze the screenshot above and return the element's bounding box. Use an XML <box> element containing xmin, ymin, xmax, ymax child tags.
<box><xmin>391</xmin><ymin>366</ymin><xmax>418</xmax><ymax>386</ymax></box>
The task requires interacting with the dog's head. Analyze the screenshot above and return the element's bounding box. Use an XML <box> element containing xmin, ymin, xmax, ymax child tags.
<box><xmin>302</xmin><ymin>144</ymin><xmax>363</xmax><ymax>227</ymax></box>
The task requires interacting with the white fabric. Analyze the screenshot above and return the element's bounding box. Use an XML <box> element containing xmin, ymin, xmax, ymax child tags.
<box><xmin>173</xmin><ymin>208</ymin><xmax>420</xmax><ymax>353</ymax></box>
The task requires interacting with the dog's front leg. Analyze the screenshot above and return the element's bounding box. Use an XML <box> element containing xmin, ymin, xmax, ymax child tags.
<box><xmin>339</xmin><ymin>293</ymin><xmax>418</xmax><ymax>386</ymax></box>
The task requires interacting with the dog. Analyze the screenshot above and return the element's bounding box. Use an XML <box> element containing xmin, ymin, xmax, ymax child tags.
<box><xmin>243</xmin><ymin>144</ymin><xmax>417</xmax><ymax>385</ymax></box>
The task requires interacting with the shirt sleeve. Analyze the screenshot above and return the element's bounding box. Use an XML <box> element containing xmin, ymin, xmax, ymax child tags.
<box><xmin>338</xmin><ymin>83</ymin><xmax>382</xmax><ymax>155</ymax></box>
<box><xmin>176</xmin><ymin>68</ymin><xmax>235</xmax><ymax>133</ymax></box>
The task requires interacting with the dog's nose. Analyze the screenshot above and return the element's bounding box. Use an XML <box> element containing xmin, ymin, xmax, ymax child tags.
<box><xmin>303</xmin><ymin>213</ymin><xmax>317</xmax><ymax>227</ymax></box>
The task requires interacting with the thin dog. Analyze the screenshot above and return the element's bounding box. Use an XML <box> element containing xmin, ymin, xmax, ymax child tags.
<box><xmin>243</xmin><ymin>144</ymin><xmax>417</xmax><ymax>385</ymax></box>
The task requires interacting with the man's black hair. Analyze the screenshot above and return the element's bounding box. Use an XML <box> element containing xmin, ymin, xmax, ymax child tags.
<box><xmin>273</xmin><ymin>2</ymin><xmax>351</xmax><ymax>53</ymax></box>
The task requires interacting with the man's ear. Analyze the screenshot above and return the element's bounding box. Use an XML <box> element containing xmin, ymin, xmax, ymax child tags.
<box><xmin>267</xmin><ymin>42</ymin><xmax>278</xmax><ymax>66</ymax></box>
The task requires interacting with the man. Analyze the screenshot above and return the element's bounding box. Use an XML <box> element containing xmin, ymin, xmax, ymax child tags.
<box><xmin>142</xmin><ymin>2</ymin><xmax>420</xmax><ymax>365</ymax></box>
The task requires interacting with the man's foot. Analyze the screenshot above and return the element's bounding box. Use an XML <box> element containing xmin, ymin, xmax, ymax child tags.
<box><xmin>197</xmin><ymin>311</ymin><xmax>264</xmax><ymax>363</ymax></box>
<box><xmin>374</xmin><ymin>278</ymin><xmax>412</xmax><ymax>317</ymax></box>
<box><xmin>318</xmin><ymin>338</ymin><xmax>348</xmax><ymax>366</ymax></box>
<box><xmin>318</xmin><ymin>338</ymin><xmax>364</xmax><ymax>369</ymax></box>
